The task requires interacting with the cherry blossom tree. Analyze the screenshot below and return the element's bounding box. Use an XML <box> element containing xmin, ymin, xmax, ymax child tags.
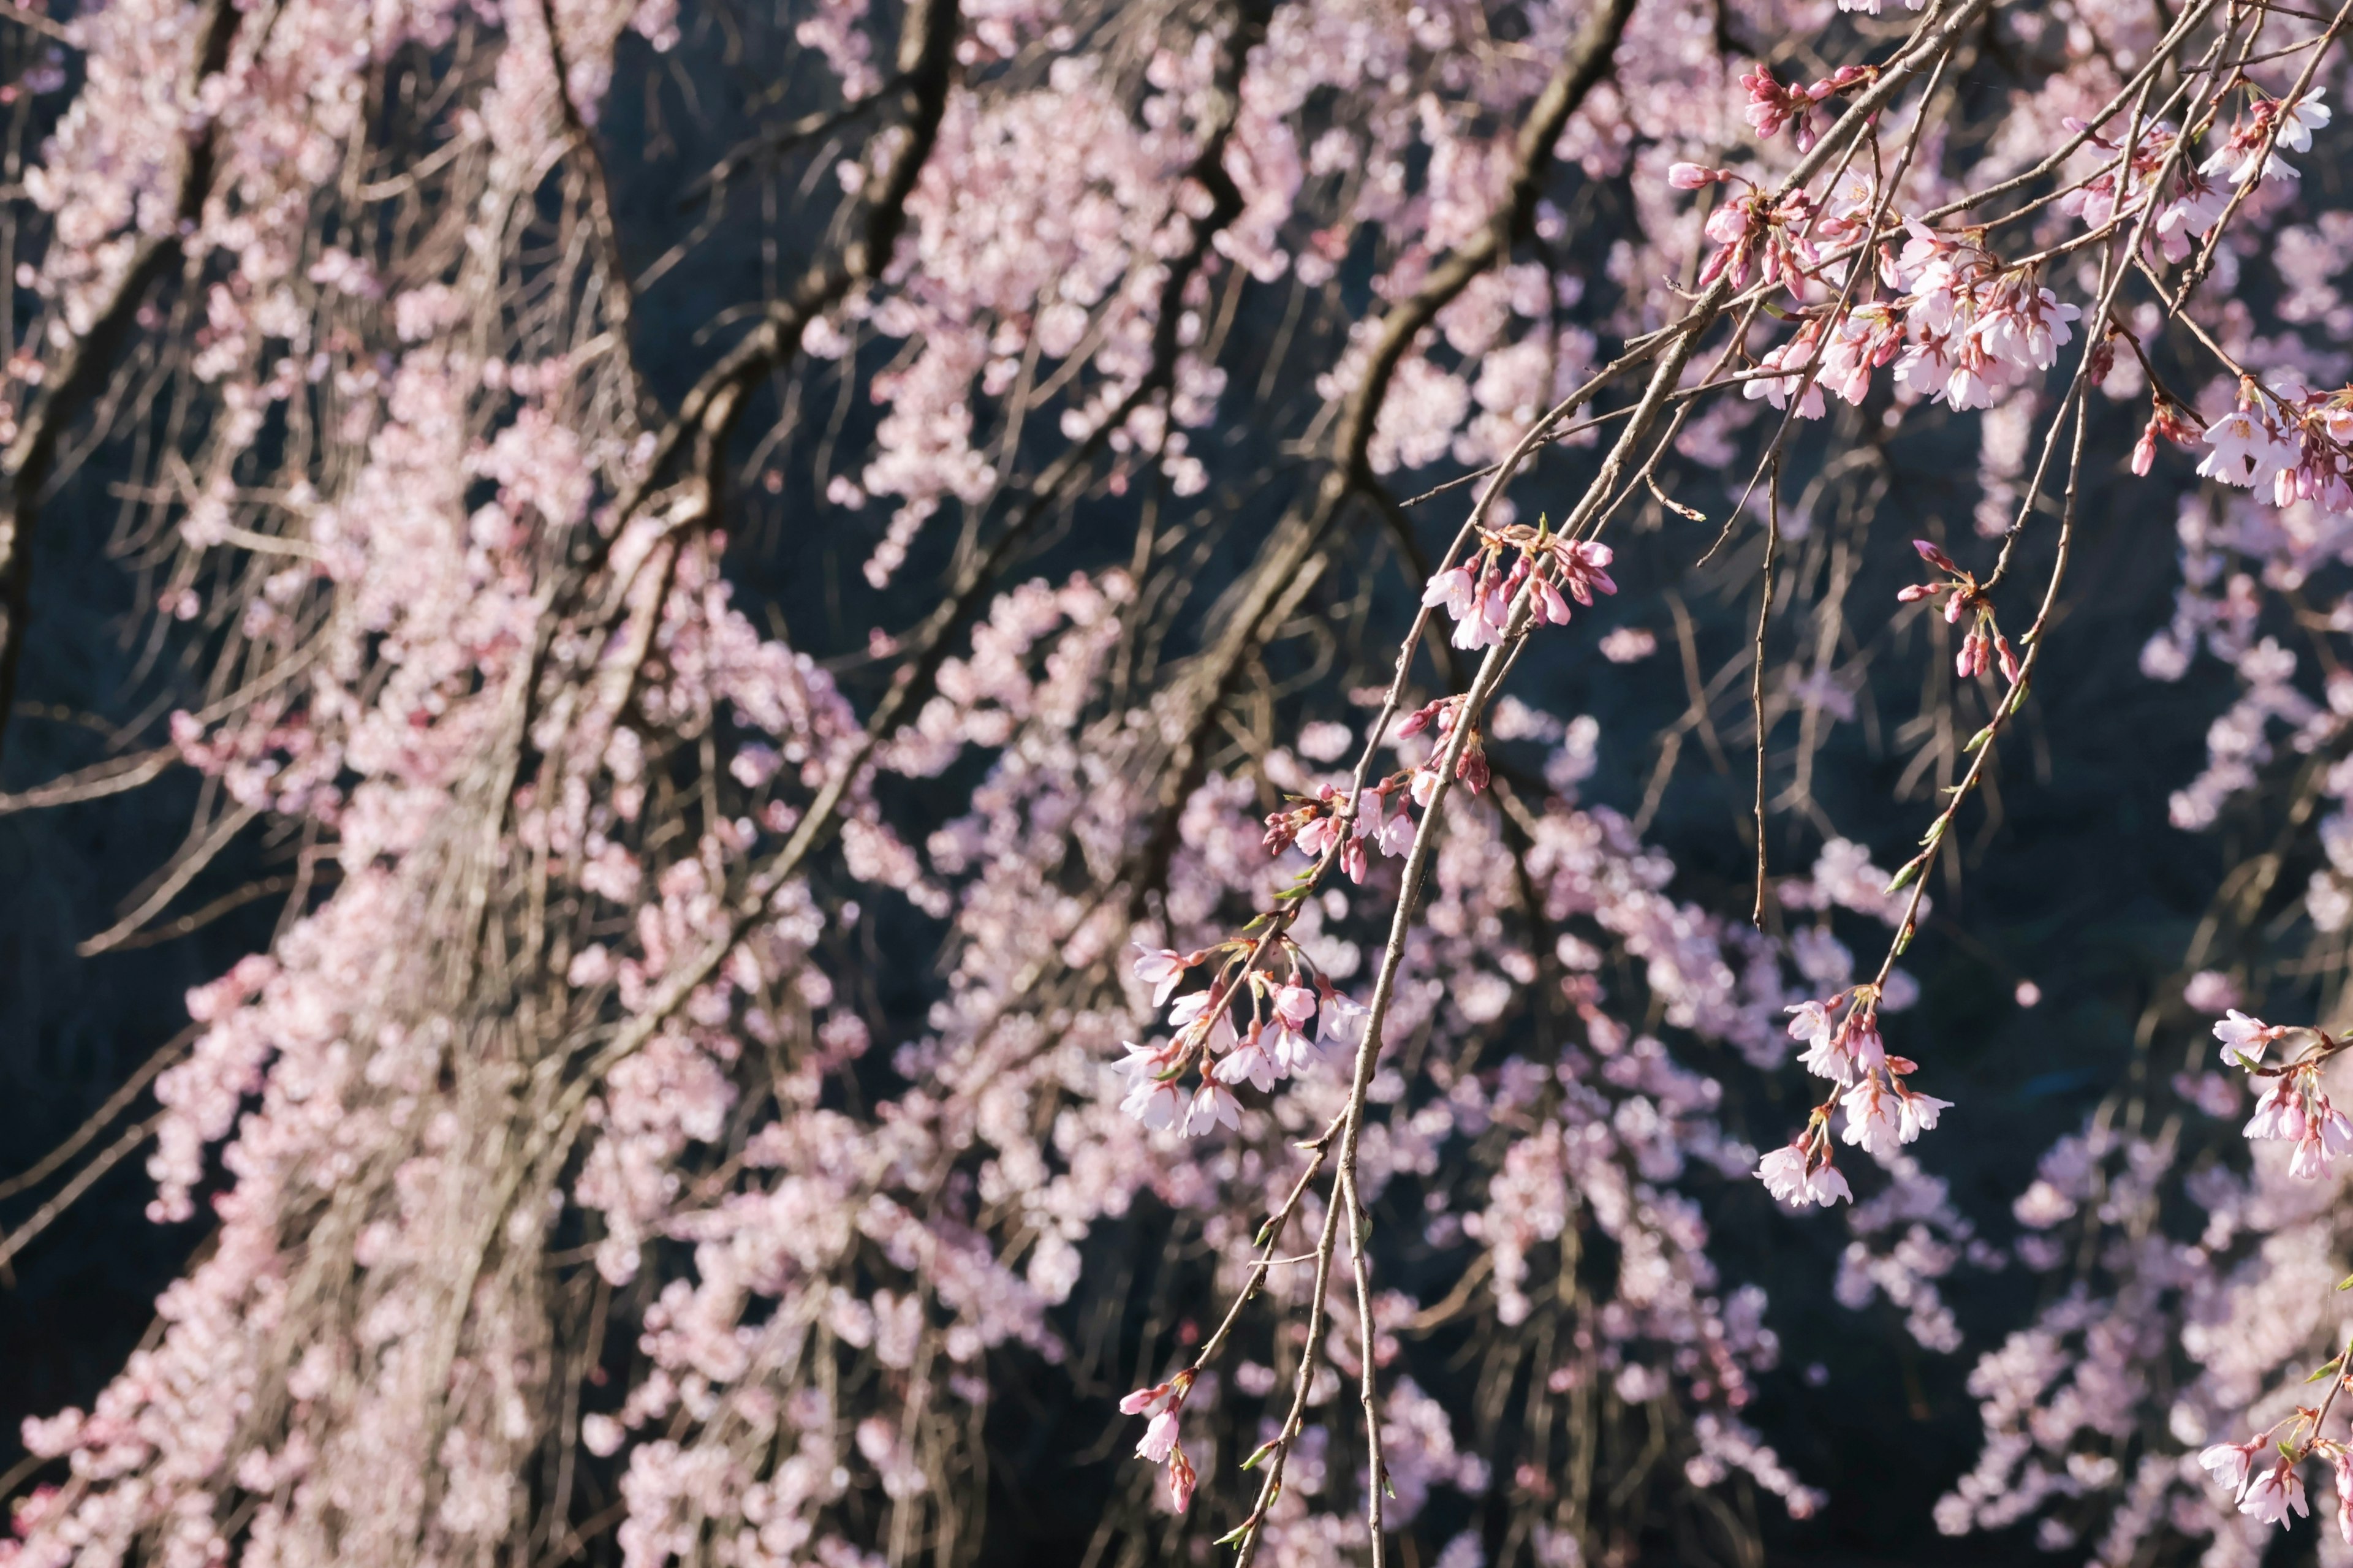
<box><xmin>1</xmin><ymin>0</ymin><xmax>2352</xmax><ymax>1563</ymax></box>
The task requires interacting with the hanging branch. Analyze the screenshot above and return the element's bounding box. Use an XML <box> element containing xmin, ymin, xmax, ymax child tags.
<box><xmin>0</xmin><ymin>0</ymin><xmax>244</xmax><ymax>767</ymax></box>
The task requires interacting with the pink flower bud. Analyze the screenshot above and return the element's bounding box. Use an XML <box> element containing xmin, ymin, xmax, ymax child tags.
<box><xmin>1168</xmin><ymin>1445</ymin><xmax>1197</xmax><ymax>1512</ymax></box>
<box><xmin>1395</xmin><ymin>696</ymin><xmax>1449</xmax><ymax>739</ymax></box>
<box><xmin>1667</xmin><ymin>161</ymin><xmax>1716</xmax><ymax>189</ymax></box>
<box><xmin>1456</xmin><ymin>741</ymin><xmax>1490</xmax><ymax>794</ymax></box>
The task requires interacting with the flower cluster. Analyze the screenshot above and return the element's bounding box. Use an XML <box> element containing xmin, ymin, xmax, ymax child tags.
<box><xmin>1896</xmin><ymin>539</ymin><xmax>2020</xmax><ymax>681</ymax></box>
<box><xmin>1696</xmin><ymin>184</ymin><xmax>1825</xmax><ymax>295</ymax></box>
<box><xmin>2186</xmin><ymin>374</ymin><xmax>2353</xmax><ymax>516</ymax></box>
<box><xmin>1258</xmin><ymin>719</ymin><xmax>1477</xmax><ymax>885</ymax></box>
<box><xmin>1419</xmin><ymin>521</ymin><xmax>1616</xmax><ymax>651</ymax></box>
<box><xmin>1887</xmin><ymin>229</ymin><xmax>2081</xmax><ymax>412</ymax></box>
<box><xmin>2199</xmin><ymin>1414</ymin><xmax>2353</xmax><ymax>1536</ymax></box>
<box><xmin>2049</xmin><ymin>115</ymin><xmax>2230</xmax><ymax>262</ymax></box>
<box><xmin>1759</xmin><ymin>987</ymin><xmax>1949</xmax><ymax>1210</ymax></box>
<box><xmin>2211</xmin><ymin>1012</ymin><xmax>2353</xmax><ymax>1178</ymax></box>
<box><xmin>1738</xmin><ymin>62</ymin><xmax>1872</xmax><ymax>153</ymax></box>
<box><xmin>1121</xmin><ymin>941</ymin><xmax>1368</xmax><ymax>1135</ymax></box>
<box><xmin>2199</xmin><ymin>87</ymin><xmax>2332</xmax><ymax>189</ymax></box>
<box><xmin>1120</xmin><ymin>1371</ymin><xmax>1200</xmax><ymax>1512</ymax></box>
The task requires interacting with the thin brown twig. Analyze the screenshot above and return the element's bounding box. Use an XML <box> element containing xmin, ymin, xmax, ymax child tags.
<box><xmin>0</xmin><ymin>0</ymin><xmax>245</xmax><ymax>767</ymax></box>
<box><xmin>1753</xmin><ymin>456</ymin><xmax>1782</xmax><ymax>926</ymax></box>
<box><xmin>0</xmin><ymin>1</ymin><xmax>74</xmax><ymax>44</ymax></box>
<box><xmin>0</xmin><ymin>1027</ymin><xmax>194</xmax><ymax>1205</ymax></box>
<box><xmin>0</xmin><ymin>1112</ymin><xmax>165</xmax><ymax>1274</ymax></box>
<box><xmin>0</xmin><ymin>745</ymin><xmax>175</xmax><ymax>814</ymax></box>
<box><xmin>1126</xmin><ymin>0</ymin><xmax>1645</xmax><ymax>911</ymax></box>
<box><xmin>77</xmin><ymin>802</ymin><xmax>261</xmax><ymax>956</ymax></box>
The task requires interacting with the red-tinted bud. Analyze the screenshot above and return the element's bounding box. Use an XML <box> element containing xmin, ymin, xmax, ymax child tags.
<box><xmin>1456</xmin><ymin>740</ymin><xmax>1490</xmax><ymax>794</ymax></box>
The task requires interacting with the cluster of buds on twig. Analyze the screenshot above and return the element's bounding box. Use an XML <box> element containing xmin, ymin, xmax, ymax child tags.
<box><xmin>1263</xmin><ymin>773</ymin><xmax>1449</xmax><ymax>885</ymax></box>
<box><xmin>1755</xmin><ymin>1121</ymin><xmax>1853</xmax><ymax>1208</ymax></box>
<box><xmin>1420</xmin><ymin>516</ymin><xmax>1616</xmax><ymax>651</ymax></box>
<box><xmin>2213</xmin><ymin>1011</ymin><xmax>2353</xmax><ymax>1177</ymax></box>
<box><xmin>1122</xmin><ymin>938</ymin><xmax>1370</xmax><ymax>1134</ymax></box>
<box><xmin>1760</xmin><ymin>985</ymin><xmax>1950</xmax><ymax>1208</ymax></box>
<box><xmin>1737</xmin><ymin>61</ymin><xmax>1873</xmax><ymax>152</ymax></box>
<box><xmin>2131</xmin><ymin>392</ymin><xmax>2205</xmax><ymax>475</ymax></box>
<box><xmin>1696</xmin><ymin>184</ymin><xmax>1822</xmax><ymax>296</ymax></box>
<box><xmin>2199</xmin><ymin>1367</ymin><xmax>2353</xmax><ymax>1537</ymax></box>
<box><xmin>1396</xmin><ymin>694</ymin><xmax>1491</xmax><ymax>793</ymax></box>
<box><xmin>1898</xmin><ymin>539</ymin><xmax>2018</xmax><ymax>683</ymax></box>
<box><xmin>2199</xmin><ymin>83</ymin><xmax>2333</xmax><ymax>188</ymax></box>
<box><xmin>1263</xmin><ymin>782</ymin><xmax>1379</xmax><ymax>882</ymax></box>
<box><xmin>1119</xmin><ymin>1370</ymin><xmax>1200</xmax><ymax>1512</ymax></box>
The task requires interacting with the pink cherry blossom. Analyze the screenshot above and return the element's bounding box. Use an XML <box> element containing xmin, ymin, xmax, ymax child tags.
<box><xmin>1317</xmin><ymin>991</ymin><xmax>1370</xmax><ymax>1048</ymax></box>
<box><xmin>1422</xmin><ymin>564</ymin><xmax>1477</xmax><ymax>621</ymax></box>
<box><xmin>1136</xmin><ymin>1409</ymin><xmax>1180</xmax><ymax>1463</ymax></box>
<box><xmin>1181</xmin><ymin>1081</ymin><xmax>1241</xmax><ymax>1137</ymax></box>
<box><xmin>2241</xmin><ymin>1461</ymin><xmax>2309</xmax><ymax>1526</ymax></box>
<box><xmin>2200</xmin><ymin>1439</ymin><xmax>2260</xmax><ymax>1500</ymax></box>
<box><xmin>1840</xmin><ymin>1078</ymin><xmax>1903</xmax><ymax>1159</ymax></box>
<box><xmin>1132</xmin><ymin>945</ymin><xmax>1190</xmax><ymax>1005</ymax></box>
<box><xmin>2245</xmin><ymin>1077</ymin><xmax>2306</xmax><ymax>1143</ymax></box>
<box><xmin>2214</xmin><ymin>1009</ymin><xmax>2284</xmax><ymax>1064</ymax></box>
<box><xmin>1896</xmin><ymin>1088</ymin><xmax>1952</xmax><ymax>1143</ymax></box>
<box><xmin>1756</xmin><ymin>1143</ymin><xmax>1854</xmax><ymax>1209</ymax></box>
<box><xmin>1213</xmin><ymin>1030</ymin><xmax>1279</xmax><ymax>1093</ymax></box>
<box><xmin>2199</xmin><ymin>406</ymin><xmax>2298</xmax><ymax>489</ymax></box>
<box><xmin>1756</xmin><ymin>1144</ymin><xmax>1813</xmax><ymax>1205</ymax></box>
